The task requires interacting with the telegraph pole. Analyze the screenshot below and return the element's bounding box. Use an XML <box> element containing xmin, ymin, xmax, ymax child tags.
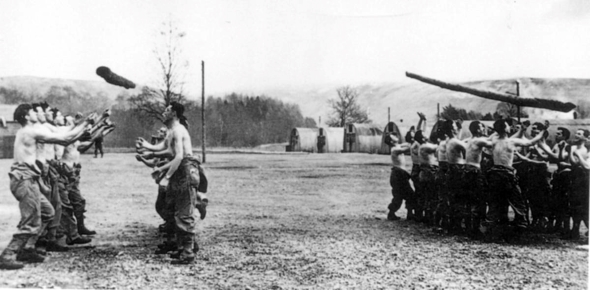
<box><xmin>201</xmin><ymin>61</ymin><xmax>206</xmax><ymax>163</ymax></box>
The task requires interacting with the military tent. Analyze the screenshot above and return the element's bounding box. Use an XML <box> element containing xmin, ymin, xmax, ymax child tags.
<box><xmin>317</xmin><ymin>127</ymin><xmax>344</xmax><ymax>153</ymax></box>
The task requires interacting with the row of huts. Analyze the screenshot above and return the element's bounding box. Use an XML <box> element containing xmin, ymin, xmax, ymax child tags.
<box><xmin>287</xmin><ymin>122</ymin><xmax>402</xmax><ymax>154</ymax></box>
<box><xmin>288</xmin><ymin>119</ymin><xmax>590</xmax><ymax>154</ymax></box>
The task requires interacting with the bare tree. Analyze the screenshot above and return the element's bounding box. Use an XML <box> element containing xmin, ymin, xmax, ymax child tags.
<box><xmin>326</xmin><ymin>86</ymin><xmax>371</xmax><ymax>127</ymax></box>
<box><xmin>129</xmin><ymin>18</ymin><xmax>189</xmax><ymax>122</ymax></box>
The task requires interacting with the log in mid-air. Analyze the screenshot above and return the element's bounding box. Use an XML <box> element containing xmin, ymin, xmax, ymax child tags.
<box><xmin>96</xmin><ymin>66</ymin><xmax>136</xmax><ymax>89</ymax></box>
<box><xmin>405</xmin><ymin>72</ymin><xmax>576</xmax><ymax>113</ymax></box>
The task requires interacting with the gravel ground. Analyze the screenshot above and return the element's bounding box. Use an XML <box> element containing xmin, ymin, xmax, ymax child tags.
<box><xmin>0</xmin><ymin>153</ymin><xmax>587</xmax><ymax>289</ymax></box>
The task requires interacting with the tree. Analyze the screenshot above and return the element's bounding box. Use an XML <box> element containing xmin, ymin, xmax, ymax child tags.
<box><xmin>326</xmin><ymin>86</ymin><xmax>370</xmax><ymax>127</ymax></box>
<box><xmin>494</xmin><ymin>102</ymin><xmax>528</xmax><ymax>119</ymax></box>
<box><xmin>128</xmin><ymin>18</ymin><xmax>188</xmax><ymax>122</ymax></box>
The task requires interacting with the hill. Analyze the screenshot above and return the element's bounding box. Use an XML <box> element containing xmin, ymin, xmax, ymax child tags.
<box><xmin>0</xmin><ymin>76</ymin><xmax>141</xmax><ymax>101</ymax></box>
<box><xmin>1</xmin><ymin>76</ymin><xmax>589</xmax><ymax>134</ymax></box>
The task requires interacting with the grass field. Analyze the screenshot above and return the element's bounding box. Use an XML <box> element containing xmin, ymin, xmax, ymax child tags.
<box><xmin>0</xmin><ymin>153</ymin><xmax>587</xmax><ymax>289</ymax></box>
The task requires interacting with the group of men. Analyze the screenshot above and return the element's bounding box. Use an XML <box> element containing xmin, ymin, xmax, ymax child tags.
<box><xmin>135</xmin><ymin>102</ymin><xmax>208</xmax><ymax>265</ymax></box>
<box><xmin>388</xmin><ymin>113</ymin><xmax>589</xmax><ymax>242</ymax></box>
<box><xmin>0</xmin><ymin>102</ymin><xmax>115</xmax><ymax>270</ymax></box>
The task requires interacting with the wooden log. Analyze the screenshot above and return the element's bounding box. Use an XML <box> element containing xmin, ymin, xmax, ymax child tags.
<box><xmin>405</xmin><ymin>72</ymin><xmax>576</xmax><ymax>113</ymax></box>
<box><xmin>96</xmin><ymin>66</ymin><xmax>136</xmax><ymax>89</ymax></box>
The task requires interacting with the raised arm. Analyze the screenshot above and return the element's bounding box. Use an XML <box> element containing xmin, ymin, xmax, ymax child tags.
<box><xmin>512</xmin><ymin>130</ymin><xmax>545</xmax><ymax>147</ymax></box>
<box><xmin>35</xmin><ymin>115</ymin><xmax>94</xmax><ymax>145</ymax></box>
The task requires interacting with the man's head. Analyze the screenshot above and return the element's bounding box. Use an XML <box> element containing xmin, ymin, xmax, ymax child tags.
<box><xmin>493</xmin><ymin>119</ymin><xmax>510</xmax><ymax>136</ymax></box>
<box><xmin>386</xmin><ymin>134</ymin><xmax>399</xmax><ymax>146</ymax></box>
<box><xmin>574</xmin><ymin>128</ymin><xmax>590</xmax><ymax>144</ymax></box>
<box><xmin>556</xmin><ymin>127</ymin><xmax>570</xmax><ymax>142</ymax></box>
<box><xmin>32</xmin><ymin>103</ymin><xmax>46</xmax><ymax>123</ymax></box>
<box><xmin>44</xmin><ymin>104</ymin><xmax>54</xmax><ymax>123</ymax></box>
<box><xmin>531</xmin><ymin>122</ymin><xmax>546</xmax><ymax>137</ymax></box>
<box><xmin>53</xmin><ymin>109</ymin><xmax>64</xmax><ymax>126</ymax></box>
<box><xmin>164</xmin><ymin>101</ymin><xmax>188</xmax><ymax>129</ymax></box>
<box><xmin>158</xmin><ymin>126</ymin><xmax>168</xmax><ymax>138</ymax></box>
<box><xmin>469</xmin><ymin>121</ymin><xmax>485</xmax><ymax>137</ymax></box>
<box><xmin>414</xmin><ymin>130</ymin><xmax>426</xmax><ymax>144</ymax></box>
<box><xmin>14</xmin><ymin>104</ymin><xmax>36</xmax><ymax>126</ymax></box>
<box><xmin>65</xmin><ymin>115</ymin><xmax>75</xmax><ymax>126</ymax></box>
<box><xmin>439</xmin><ymin>119</ymin><xmax>455</xmax><ymax>139</ymax></box>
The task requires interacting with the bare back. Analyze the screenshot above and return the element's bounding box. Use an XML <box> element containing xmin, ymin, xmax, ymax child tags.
<box><xmin>491</xmin><ymin>135</ymin><xmax>516</xmax><ymax>168</ymax></box>
<box><xmin>419</xmin><ymin>143</ymin><xmax>438</xmax><ymax>165</ymax></box>
<box><xmin>437</xmin><ymin>140</ymin><xmax>448</xmax><ymax>162</ymax></box>
<box><xmin>446</xmin><ymin>138</ymin><xmax>466</xmax><ymax>165</ymax></box>
<box><xmin>466</xmin><ymin>137</ymin><xmax>490</xmax><ymax>167</ymax></box>
<box><xmin>391</xmin><ymin>144</ymin><xmax>409</xmax><ymax>168</ymax></box>
<box><xmin>410</xmin><ymin>142</ymin><xmax>421</xmax><ymax>164</ymax></box>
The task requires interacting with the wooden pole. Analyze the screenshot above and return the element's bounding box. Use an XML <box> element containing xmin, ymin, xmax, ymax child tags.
<box><xmin>405</xmin><ymin>72</ymin><xmax>576</xmax><ymax>112</ymax></box>
<box><xmin>201</xmin><ymin>60</ymin><xmax>206</xmax><ymax>163</ymax></box>
<box><xmin>516</xmin><ymin>80</ymin><xmax>520</xmax><ymax>123</ymax></box>
<box><xmin>388</xmin><ymin>107</ymin><xmax>390</xmax><ymax>123</ymax></box>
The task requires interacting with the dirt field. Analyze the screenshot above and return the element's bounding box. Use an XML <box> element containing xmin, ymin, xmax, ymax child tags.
<box><xmin>0</xmin><ymin>153</ymin><xmax>587</xmax><ymax>289</ymax></box>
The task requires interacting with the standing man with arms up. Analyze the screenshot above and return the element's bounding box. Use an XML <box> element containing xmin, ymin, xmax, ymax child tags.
<box><xmin>136</xmin><ymin>102</ymin><xmax>203</xmax><ymax>265</ymax></box>
<box><xmin>386</xmin><ymin>135</ymin><xmax>413</xmax><ymax>221</ymax></box>
<box><xmin>483</xmin><ymin>119</ymin><xmax>545</xmax><ymax>242</ymax></box>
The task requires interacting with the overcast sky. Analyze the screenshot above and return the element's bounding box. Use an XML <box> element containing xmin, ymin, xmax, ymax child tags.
<box><xmin>0</xmin><ymin>0</ymin><xmax>588</xmax><ymax>95</ymax></box>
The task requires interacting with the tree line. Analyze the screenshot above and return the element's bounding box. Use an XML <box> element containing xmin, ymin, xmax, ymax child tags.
<box><xmin>0</xmin><ymin>86</ymin><xmax>316</xmax><ymax>148</ymax></box>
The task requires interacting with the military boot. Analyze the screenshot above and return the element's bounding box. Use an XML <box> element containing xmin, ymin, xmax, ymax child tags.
<box><xmin>0</xmin><ymin>236</ymin><xmax>26</xmax><ymax>270</ymax></box>
<box><xmin>171</xmin><ymin>235</ymin><xmax>195</xmax><ymax>265</ymax></box>
<box><xmin>76</xmin><ymin>214</ymin><xmax>96</xmax><ymax>236</ymax></box>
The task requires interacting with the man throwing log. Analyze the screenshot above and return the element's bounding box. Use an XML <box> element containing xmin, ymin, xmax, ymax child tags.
<box><xmin>483</xmin><ymin>119</ymin><xmax>545</xmax><ymax>242</ymax></box>
<box><xmin>0</xmin><ymin>104</ymin><xmax>93</xmax><ymax>270</ymax></box>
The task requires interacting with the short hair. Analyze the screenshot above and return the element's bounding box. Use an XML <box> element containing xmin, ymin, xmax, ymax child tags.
<box><xmin>32</xmin><ymin>103</ymin><xmax>42</xmax><ymax>111</ymax></box>
<box><xmin>469</xmin><ymin>121</ymin><xmax>481</xmax><ymax>136</ymax></box>
<box><xmin>40</xmin><ymin>101</ymin><xmax>50</xmax><ymax>111</ymax></box>
<box><xmin>493</xmin><ymin>119</ymin><xmax>508</xmax><ymax>135</ymax></box>
<box><xmin>439</xmin><ymin>119</ymin><xmax>454</xmax><ymax>138</ymax></box>
<box><xmin>579</xmin><ymin>128</ymin><xmax>590</xmax><ymax>138</ymax></box>
<box><xmin>557</xmin><ymin>127</ymin><xmax>570</xmax><ymax>139</ymax></box>
<box><xmin>14</xmin><ymin>104</ymin><xmax>32</xmax><ymax>126</ymax></box>
<box><xmin>532</xmin><ymin>122</ymin><xmax>546</xmax><ymax>131</ymax></box>
<box><xmin>52</xmin><ymin>108</ymin><xmax>60</xmax><ymax>120</ymax></box>
<box><xmin>414</xmin><ymin>130</ymin><xmax>426</xmax><ymax>144</ymax></box>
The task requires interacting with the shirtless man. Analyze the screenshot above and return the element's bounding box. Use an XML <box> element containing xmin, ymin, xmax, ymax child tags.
<box><xmin>33</xmin><ymin>103</ymin><xmax>68</xmax><ymax>252</ymax></box>
<box><xmin>483</xmin><ymin>119</ymin><xmax>545</xmax><ymax>242</ymax></box>
<box><xmin>417</xmin><ymin>132</ymin><xmax>439</xmax><ymax>224</ymax></box>
<box><xmin>408</xmin><ymin>113</ymin><xmax>427</xmax><ymax>220</ymax></box>
<box><xmin>444</xmin><ymin>119</ymin><xmax>470</xmax><ymax>235</ymax></box>
<box><xmin>386</xmin><ymin>135</ymin><xmax>413</xmax><ymax>221</ymax></box>
<box><xmin>464</xmin><ymin>121</ymin><xmax>492</xmax><ymax>238</ymax></box>
<box><xmin>568</xmin><ymin>129</ymin><xmax>589</xmax><ymax>239</ymax></box>
<box><xmin>52</xmin><ymin>112</ymin><xmax>92</xmax><ymax>246</ymax></box>
<box><xmin>537</xmin><ymin>127</ymin><xmax>572</xmax><ymax>234</ymax></box>
<box><xmin>432</xmin><ymin>120</ymin><xmax>449</xmax><ymax>228</ymax></box>
<box><xmin>0</xmin><ymin>104</ymin><xmax>92</xmax><ymax>270</ymax></box>
<box><xmin>61</xmin><ymin>114</ymin><xmax>114</xmax><ymax>238</ymax></box>
<box><xmin>136</xmin><ymin>127</ymin><xmax>178</xmax><ymax>254</ymax></box>
<box><xmin>136</xmin><ymin>102</ymin><xmax>203</xmax><ymax>264</ymax></box>
<box><xmin>519</xmin><ymin>122</ymin><xmax>552</xmax><ymax>231</ymax></box>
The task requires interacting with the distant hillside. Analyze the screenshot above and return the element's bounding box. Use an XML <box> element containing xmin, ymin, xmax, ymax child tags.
<box><xmin>0</xmin><ymin>76</ymin><xmax>141</xmax><ymax>100</ymax></box>
<box><xmin>259</xmin><ymin>77</ymin><xmax>590</xmax><ymax>133</ymax></box>
<box><xmin>1</xmin><ymin>76</ymin><xmax>589</xmax><ymax>134</ymax></box>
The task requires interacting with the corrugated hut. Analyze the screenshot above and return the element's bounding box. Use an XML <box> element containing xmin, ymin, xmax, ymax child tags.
<box><xmin>317</xmin><ymin>127</ymin><xmax>344</xmax><ymax>153</ymax></box>
<box><xmin>288</xmin><ymin>128</ymin><xmax>319</xmax><ymax>153</ymax></box>
<box><xmin>343</xmin><ymin>123</ymin><xmax>383</xmax><ymax>153</ymax></box>
<box><xmin>379</xmin><ymin>121</ymin><xmax>403</xmax><ymax>154</ymax></box>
